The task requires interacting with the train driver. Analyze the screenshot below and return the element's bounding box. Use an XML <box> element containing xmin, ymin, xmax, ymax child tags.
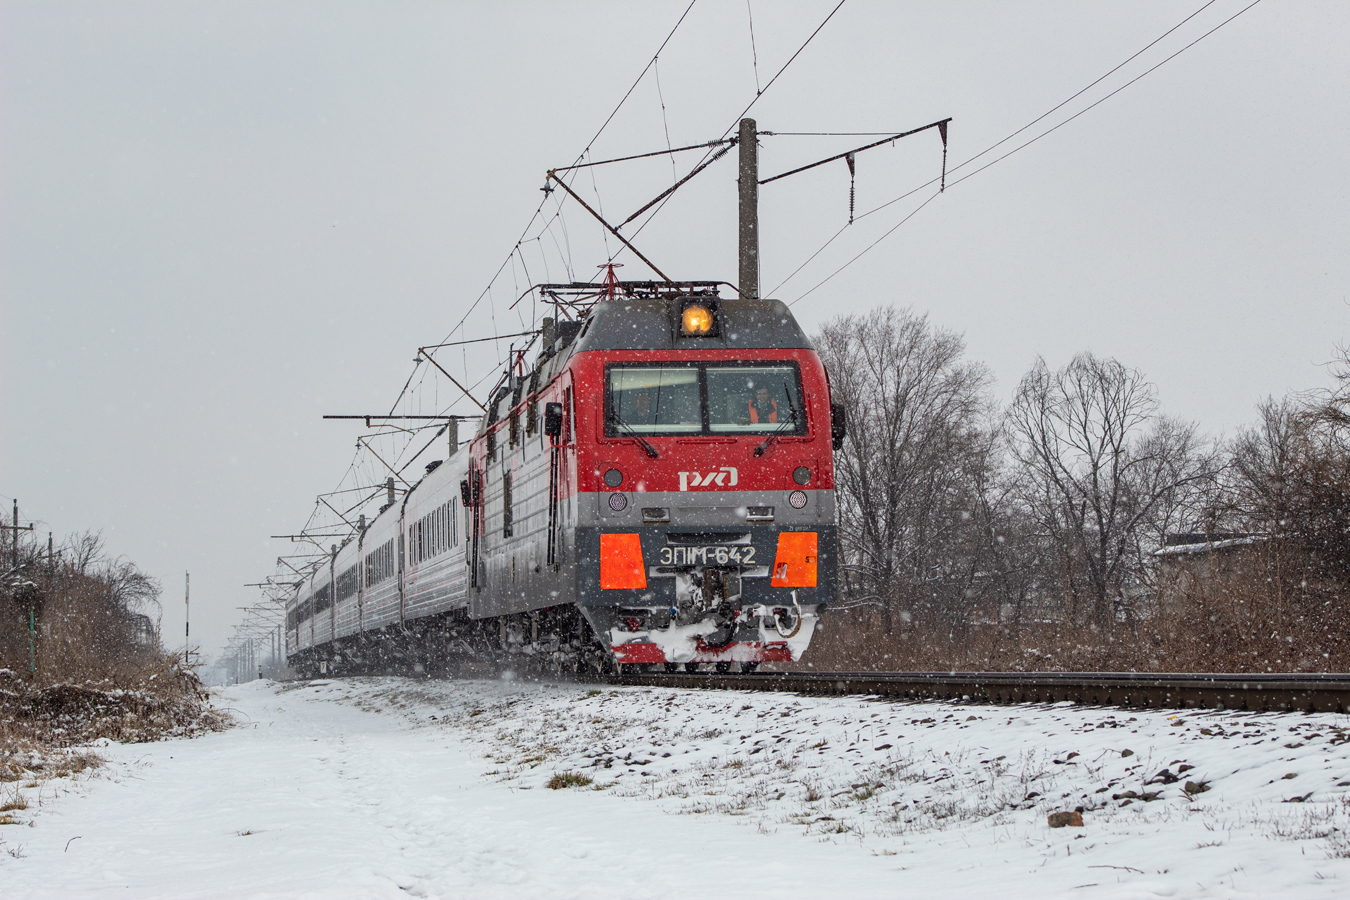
<box><xmin>747</xmin><ymin>385</ymin><xmax>778</xmax><ymax>424</ymax></box>
<box><xmin>629</xmin><ymin>390</ymin><xmax>656</xmax><ymax>426</ymax></box>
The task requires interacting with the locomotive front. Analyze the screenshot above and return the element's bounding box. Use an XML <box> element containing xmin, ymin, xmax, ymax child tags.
<box><xmin>567</xmin><ymin>290</ymin><xmax>841</xmax><ymax>670</ymax></box>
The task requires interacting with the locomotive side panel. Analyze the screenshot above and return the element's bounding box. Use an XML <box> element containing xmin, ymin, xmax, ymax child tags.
<box><xmin>469</xmin><ymin>372</ymin><xmax>581</xmax><ymax>619</ymax></box>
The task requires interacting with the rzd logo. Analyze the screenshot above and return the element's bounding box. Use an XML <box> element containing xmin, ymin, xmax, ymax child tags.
<box><xmin>678</xmin><ymin>467</ymin><xmax>738</xmax><ymax>491</ymax></box>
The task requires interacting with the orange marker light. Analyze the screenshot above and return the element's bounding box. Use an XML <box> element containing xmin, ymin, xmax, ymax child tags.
<box><xmin>680</xmin><ymin>304</ymin><xmax>714</xmax><ymax>335</ymax></box>
<box><xmin>600</xmin><ymin>533</ymin><xmax>647</xmax><ymax>589</ymax></box>
<box><xmin>770</xmin><ymin>532</ymin><xmax>818</xmax><ymax>587</ymax></box>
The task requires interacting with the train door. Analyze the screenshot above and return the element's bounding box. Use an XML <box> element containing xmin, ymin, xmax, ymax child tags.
<box><xmin>559</xmin><ymin>385</ymin><xmax>576</xmax><ymax>557</ymax></box>
<box><xmin>329</xmin><ymin>550</ymin><xmax>337</xmax><ymax>638</ymax></box>
<box><xmin>397</xmin><ymin>528</ymin><xmax>406</xmax><ymax>624</ymax></box>
<box><xmin>469</xmin><ymin>463</ymin><xmax>483</xmax><ymax>588</ymax></box>
<box><xmin>546</xmin><ymin>399</ymin><xmax>560</xmax><ymax>567</ymax></box>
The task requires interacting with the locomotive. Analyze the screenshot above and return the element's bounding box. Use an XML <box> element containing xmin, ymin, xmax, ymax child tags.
<box><xmin>285</xmin><ymin>276</ymin><xmax>843</xmax><ymax>674</ymax></box>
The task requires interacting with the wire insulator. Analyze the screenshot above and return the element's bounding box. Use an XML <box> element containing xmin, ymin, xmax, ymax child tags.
<box><xmin>846</xmin><ymin>152</ymin><xmax>856</xmax><ymax>224</ymax></box>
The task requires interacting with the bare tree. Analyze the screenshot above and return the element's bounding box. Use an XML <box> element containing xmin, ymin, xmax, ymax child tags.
<box><xmin>104</xmin><ymin>558</ymin><xmax>162</xmax><ymax>617</ymax></box>
<box><xmin>64</xmin><ymin>531</ymin><xmax>105</xmax><ymax>577</ymax></box>
<box><xmin>1294</xmin><ymin>348</ymin><xmax>1350</xmax><ymax>570</ymax></box>
<box><xmin>1230</xmin><ymin>397</ymin><xmax>1300</xmax><ymax>532</ymax></box>
<box><xmin>1228</xmin><ymin>348</ymin><xmax>1350</xmax><ymax>569</ymax></box>
<box><xmin>1007</xmin><ymin>353</ymin><xmax>1217</xmax><ymax>629</ymax></box>
<box><xmin>817</xmin><ymin>307</ymin><xmax>996</xmax><ymax>634</ymax></box>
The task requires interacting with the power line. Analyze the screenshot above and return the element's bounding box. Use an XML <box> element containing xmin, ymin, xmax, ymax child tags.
<box><xmin>944</xmin><ymin>0</ymin><xmax>1262</xmax><ymax>192</ymax></box>
<box><xmin>778</xmin><ymin>0</ymin><xmax>1263</xmax><ymax>304</ymax></box>
<box><xmin>721</xmin><ymin>0</ymin><xmax>847</xmax><ymax>139</ymax></box>
<box><xmin>788</xmin><ymin>190</ymin><xmax>941</xmax><ymax>307</ymax></box>
<box><xmin>385</xmin><ymin>0</ymin><xmax>703</xmax><ymax>416</ymax></box>
<box><xmin>746</xmin><ymin>0</ymin><xmax>762</xmax><ymax>95</ymax></box>
<box><xmin>628</xmin><ymin>0</ymin><xmax>850</xmax><ymax>243</ymax></box>
<box><xmin>929</xmin><ymin>0</ymin><xmax>1221</xmax><ymax>205</ymax></box>
<box><xmin>763</xmin><ymin>131</ymin><xmax>928</xmax><ymax>137</ymax></box>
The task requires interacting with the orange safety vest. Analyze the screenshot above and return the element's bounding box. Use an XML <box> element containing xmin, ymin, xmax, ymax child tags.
<box><xmin>748</xmin><ymin>399</ymin><xmax>778</xmax><ymax>424</ymax></box>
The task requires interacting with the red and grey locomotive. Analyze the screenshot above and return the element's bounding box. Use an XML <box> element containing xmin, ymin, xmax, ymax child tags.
<box><xmin>286</xmin><ymin>277</ymin><xmax>843</xmax><ymax>674</ymax></box>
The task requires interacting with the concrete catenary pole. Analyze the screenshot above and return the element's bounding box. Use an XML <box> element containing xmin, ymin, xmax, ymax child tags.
<box><xmin>738</xmin><ymin>118</ymin><xmax>759</xmax><ymax>300</ymax></box>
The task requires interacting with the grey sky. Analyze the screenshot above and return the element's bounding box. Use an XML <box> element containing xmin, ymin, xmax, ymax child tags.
<box><xmin>3</xmin><ymin>1</ymin><xmax>1347</xmax><ymax>659</ymax></box>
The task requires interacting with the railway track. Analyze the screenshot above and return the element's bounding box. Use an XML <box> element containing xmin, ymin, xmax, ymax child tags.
<box><xmin>606</xmin><ymin>670</ymin><xmax>1350</xmax><ymax>713</ymax></box>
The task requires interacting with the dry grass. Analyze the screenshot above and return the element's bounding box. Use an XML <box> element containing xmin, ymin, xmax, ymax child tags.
<box><xmin>2</xmin><ymin>553</ymin><xmax>228</xmax><ymax>786</ymax></box>
<box><xmin>545</xmin><ymin>771</ymin><xmax>594</xmax><ymax>790</ymax></box>
<box><xmin>0</xmin><ymin>661</ymin><xmax>225</xmax><ymax>759</ymax></box>
<box><xmin>798</xmin><ymin>545</ymin><xmax>1350</xmax><ymax>674</ymax></box>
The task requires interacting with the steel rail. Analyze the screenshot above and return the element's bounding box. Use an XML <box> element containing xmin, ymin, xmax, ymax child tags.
<box><xmin>604</xmin><ymin>670</ymin><xmax>1350</xmax><ymax>713</ymax></box>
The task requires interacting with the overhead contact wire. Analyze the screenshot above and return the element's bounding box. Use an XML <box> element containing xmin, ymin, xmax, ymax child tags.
<box><xmin>778</xmin><ymin>0</ymin><xmax>1262</xmax><ymax>301</ymax></box>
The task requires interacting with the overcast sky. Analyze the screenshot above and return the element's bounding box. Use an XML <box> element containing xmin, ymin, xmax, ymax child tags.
<box><xmin>3</xmin><ymin>1</ymin><xmax>1347</xmax><ymax>662</ymax></box>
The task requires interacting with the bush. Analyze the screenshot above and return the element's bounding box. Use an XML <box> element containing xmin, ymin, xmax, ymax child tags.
<box><xmin>1</xmin><ymin>530</ymin><xmax>224</xmax><ymax>758</ymax></box>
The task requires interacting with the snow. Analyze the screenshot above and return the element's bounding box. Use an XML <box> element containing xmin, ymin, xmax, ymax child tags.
<box><xmin>1154</xmin><ymin>536</ymin><xmax>1269</xmax><ymax>557</ymax></box>
<box><xmin>4</xmin><ymin>676</ymin><xmax>1350</xmax><ymax>898</ymax></box>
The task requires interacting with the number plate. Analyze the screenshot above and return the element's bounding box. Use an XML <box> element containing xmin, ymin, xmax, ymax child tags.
<box><xmin>658</xmin><ymin>545</ymin><xmax>757</xmax><ymax>566</ymax></box>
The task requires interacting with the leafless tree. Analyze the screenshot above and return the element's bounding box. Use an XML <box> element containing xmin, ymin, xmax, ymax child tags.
<box><xmin>1228</xmin><ymin>350</ymin><xmax>1350</xmax><ymax>572</ymax></box>
<box><xmin>103</xmin><ymin>558</ymin><xmax>162</xmax><ymax>617</ymax></box>
<box><xmin>54</xmin><ymin>530</ymin><xmax>160</xmax><ymax>615</ymax></box>
<box><xmin>816</xmin><ymin>307</ymin><xmax>996</xmax><ymax>634</ymax></box>
<box><xmin>64</xmin><ymin>531</ymin><xmax>105</xmax><ymax>577</ymax></box>
<box><xmin>1006</xmin><ymin>353</ymin><xmax>1218</xmax><ymax>630</ymax></box>
<box><xmin>1229</xmin><ymin>397</ymin><xmax>1300</xmax><ymax>532</ymax></box>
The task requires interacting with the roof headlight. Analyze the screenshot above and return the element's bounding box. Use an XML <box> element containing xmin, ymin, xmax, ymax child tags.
<box><xmin>680</xmin><ymin>304</ymin><xmax>715</xmax><ymax>336</ymax></box>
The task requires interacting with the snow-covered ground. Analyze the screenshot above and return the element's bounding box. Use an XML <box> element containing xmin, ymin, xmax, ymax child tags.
<box><xmin>3</xmin><ymin>676</ymin><xmax>1350</xmax><ymax>898</ymax></box>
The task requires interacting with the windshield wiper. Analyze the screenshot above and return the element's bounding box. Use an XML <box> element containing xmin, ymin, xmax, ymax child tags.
<box><xmin>753</xmin><ymin>382</ymin><xmax>801</xmax><ymax>457</ymax></box>
<box><xmin>608</xmin><ymin>413</ymin><xmax>659</xmax><ymax>458</ymax></box>
<box><xmin>754</xmin><ymin>385</ymin><xmax>800</xmax><ymax>458</ymax></box>
<box><xmin>753</xmin><ymin>417</ymin><xmax>795</xmax><ymax>457</ymax></box>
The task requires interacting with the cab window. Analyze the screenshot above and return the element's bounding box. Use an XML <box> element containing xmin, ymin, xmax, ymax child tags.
<box><xmin>605</xmin><ymin>363</ymin><xmax>805</xmax><ymax>436</ymax></box>
<box><xmin>607</xmin><ymin>366</ymin><xmax>701</xmax><ymax>434</ymax></box>
<box><xmin>705</xmin><ymin>365</ymin><xmax>804</xmax><ymax>434</ymax></box>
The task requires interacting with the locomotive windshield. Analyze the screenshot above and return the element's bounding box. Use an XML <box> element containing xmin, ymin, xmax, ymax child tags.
<box><xmin>606</xmin><ymin>363</ymin><xmax>805</xmax><ymax>436</ymax></box>
<box><xmin>706</xmin><ymin>365</ymin><xmax>803</xmax><ymax>433</ymax></box>
<box><xmin>607</xmin><ymin>366</ymin><xmax>702</xmax><ymax>433</ymax></box>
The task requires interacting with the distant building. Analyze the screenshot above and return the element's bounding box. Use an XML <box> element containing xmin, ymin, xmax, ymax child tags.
<box><xmin>1153</xmin><ymin>532</ymin><xmax>1269</xmax><ymax>603</ymax></box>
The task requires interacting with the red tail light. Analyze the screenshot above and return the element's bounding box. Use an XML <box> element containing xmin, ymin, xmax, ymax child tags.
<box><xmin>600</xmin><ymin>533</ymin><xmax>647</xmax><ymax>589</ymax></box>
<box><xmin>771</xmin><ymin>532</ymin><xmax>818</xmax><ymax>587</ymax></box>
